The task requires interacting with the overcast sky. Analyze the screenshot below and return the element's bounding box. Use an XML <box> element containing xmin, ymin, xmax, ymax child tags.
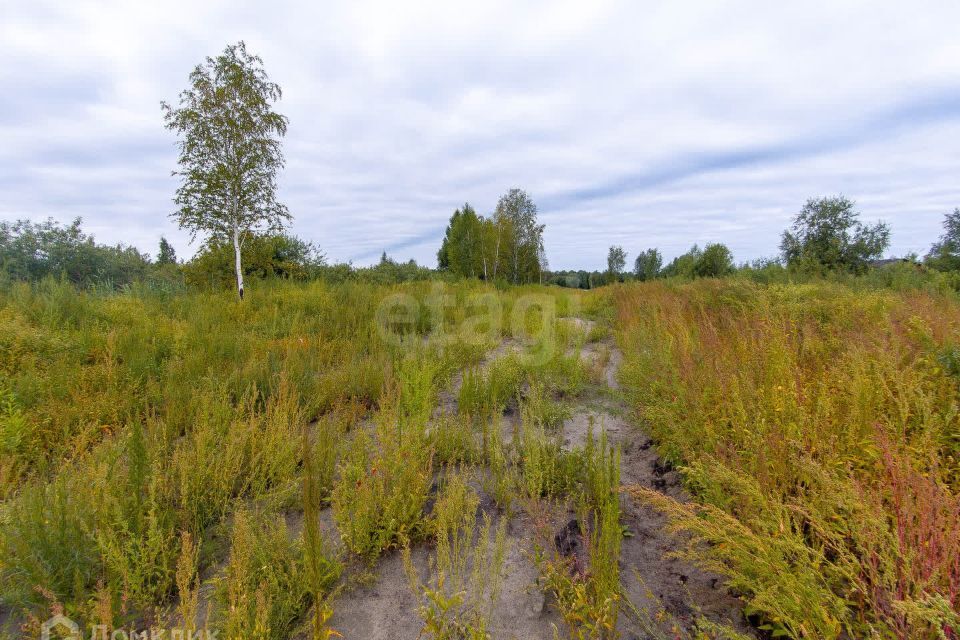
<box><xmin>2</xmin><ymin>1</ymin><xmax>959</xmax><ymax>269</ymax></box>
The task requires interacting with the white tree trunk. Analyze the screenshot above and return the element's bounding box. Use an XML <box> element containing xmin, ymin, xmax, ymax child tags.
<box><xmin>493</xmin><ymin>226</ymin><xmax>501</xmax><ymax>280</ymax></box>
<box><xmin>233</xmin><ymin>225</ymin><xmax>244</xmax><ymax>300</ymax></box>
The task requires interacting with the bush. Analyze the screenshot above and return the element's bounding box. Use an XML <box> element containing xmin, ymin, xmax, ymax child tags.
<box><xmin>331</xmin><ymin>402</ymin><xmax>433</xmax><ymax>561</ymax></box>
<box><xmin>692</xmin><ymin>243</ymin><xmax>735</xmax><ymax>278</ymax></box>
<box><xmin>213</xmin><ymin>508</ymin><xmax>311</xmax><ymax>640</ymax></box>
<box><xmin>0</xmin><ymin>218</ymin><xmax>151</xmax><ymax>288</ymax></box>
<box><xmin>183</xmin><ymin>233</ymin><xmax>325</xmax><ymax>288</ymax></box>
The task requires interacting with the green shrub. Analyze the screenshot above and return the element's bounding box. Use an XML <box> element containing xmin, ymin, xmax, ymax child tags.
<box><xmin>331</xmin><ymin>402</ymin><xmax>433</xmax><ymax>561</ymax></box>
<box><xmin>213</xmin><ymin>508</ymin><xmax>310</xmax><ymax>640</ymax></box>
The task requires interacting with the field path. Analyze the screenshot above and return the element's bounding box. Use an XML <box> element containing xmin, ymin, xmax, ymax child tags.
<box><xmin>326</xmin><ymin>336</ymin><xmax>562</xmax><ymax>640</ymax></box>
<box><xmin>566</xmin><ymin>317</ymin><xmax>754</xmax><ymax>637</ymax></box>
<box><xmin>326</xmin><ymin>315</ymin><xmax>754</xmax><ymax>639</ymax></box>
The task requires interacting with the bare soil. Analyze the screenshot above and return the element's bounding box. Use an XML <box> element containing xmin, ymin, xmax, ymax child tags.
<box><xmin>567</xmin><ymin>320</ymin><xmax>753</xmax><ymax>637</ymax></box>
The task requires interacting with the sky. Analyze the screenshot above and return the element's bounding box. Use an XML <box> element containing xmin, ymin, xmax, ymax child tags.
<box><xmin>2</xmin><ymin>0</ymin><xmax>959</xmax><ymax>270</ymax></box>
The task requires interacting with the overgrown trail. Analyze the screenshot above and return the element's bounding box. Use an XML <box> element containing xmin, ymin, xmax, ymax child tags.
<box><xmin>325</xmin><ymin>337</ymin><xmax>564</xmax><ymax>640</ymax></box>
<box><xmin>568</xmin><ymin>318</ymin><xmax>754</xmax><ymax>637</ymax></box>
<box><xmin>323</xmin><ymin>314</ymin><xmax>754</xmax><ymax>640</ymax></box>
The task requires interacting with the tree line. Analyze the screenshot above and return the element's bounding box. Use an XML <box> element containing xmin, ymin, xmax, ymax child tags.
<box><xmin>4</xmin><ymin>194</ymin><xmax>960</xmax><ymax>294</ymax></box>
<box><xmin>549</xmin><ymin>195</ymin><xmax>945</xmax><ymax>289</ymax></box>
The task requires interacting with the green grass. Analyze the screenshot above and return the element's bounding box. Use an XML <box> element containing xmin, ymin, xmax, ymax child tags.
<box><xmin>3</xmin><ymin>273</ymin><xmax>956</xmax><ymax>639</ymax></box>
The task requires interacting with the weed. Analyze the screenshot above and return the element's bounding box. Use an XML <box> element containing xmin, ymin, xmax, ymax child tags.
<box><xmin>406</xmin><ymin>472</ymin><xmax>508</xmax><ymax>639</ymax></box>
<box><xmin>516</xmin><ymin>409</ymin><xmax>581</xmax><ymax>500</ymax></box>
<box><xmin>458</xmin><ymin>354</ymin><xmax>526</xmax><ymax>419</ymax></box>
<box><xmin>480</xmin><ymin>415</ymin><xmax>519</xmax><ymax>513</ymax></box>
<box><xmin>302</xmin><ymin>422</ymin><xmax>343</xmax><ymax>638</ymax></box>
<box><xmin>431</xmin><ymin>411</ymin><xmax>481</xmax><ymax>466</ymax></box>
<box><xmin>175</xmin><ymin>530</ymin><xmax>201</xmax><ymax>631</ymax></box>
<box><xmin>331</xmin><ymin>396</ymin><xmax>434</xmax><ymax>561</ymax></box>
<box><xmin>616</xmin><ymin>279</ymin><xmax>960</xmax><ymax>637</ymax></box>
<box><xmin>213</xmin><ymin>508</ymin><xmax>309</xmax><ymax>640</ymax></box>
<box><xmin>0</xmin><ymin>385</ymin><xmax>28</xmax><ymax>456</ymax></box>
<box><xmin>0</xmin><ymin>473</ymin><xmax>101</xmax><ymax>613</ymax></box>
<box><xmin>521</xmin><ymin>380</ymin><xmax>572</xmax><ymax>432</ymax></box>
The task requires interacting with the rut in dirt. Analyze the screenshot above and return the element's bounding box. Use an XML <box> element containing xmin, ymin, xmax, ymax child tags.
<box><xmin>570</xmin><ymin>318</ymin><xmax>754</xmax><ymax>637</ymax></box>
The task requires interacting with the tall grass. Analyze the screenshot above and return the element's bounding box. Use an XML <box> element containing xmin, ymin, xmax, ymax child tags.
<box><xmin>404</xmin><ymin>472</ymin><xmax>508</xmax><ymax>639</ymax></box>
<box><xmin>616</xmin><ymin>279</ymin><xmax>960</xmax><ymax>638</ymax></box>
<box><xmin>0</xmin><ymin>278</ymin><xmax>467</xmax><ymax>623</ymax></box>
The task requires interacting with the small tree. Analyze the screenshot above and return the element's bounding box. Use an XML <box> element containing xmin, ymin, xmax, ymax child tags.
<box><xmin>780</xmin><ymin>196</ymin><xmax>890</xmax><ymax>273</ymax></box>
<box><xmin>438</xmin><ymin>204</ymin><xmax>485</xmax><ymax>278</ymax></box>
<box><xmin>607</xmin><ymin>246</ymin><xmax>626</xmax><ymax>282</ymax></box>
<box><xmin>661</xmin><ymin>245</ymin><xmax>702</xmax><ymax>278</ymax></box>
<box><xmin>633</xmin><ymin>248</ymin><xmax>662</xmax><ymax>281</ymax></box>
<box><xmin>162</xmin><ymin>41</ymin><xmax>290</xmax><ymax>300</ymax></box>
<box><xmin>157</xmin><ymin>237</ymin><xmax>177</xmax><ymax>265</ymax></box>
<box><xmin>184</xmin><ymin>233</ymin><xmax>323</xmax><ymax>287</ymax></box>
<box><xmin>693</xmin><ymin>243</ymin><xmax>734</xmax><ymax>278</ymax></box>
<box><xmin>926</xmin><ymin>208</ymin><xmax>960</xmax><ymax>272</ymax></box>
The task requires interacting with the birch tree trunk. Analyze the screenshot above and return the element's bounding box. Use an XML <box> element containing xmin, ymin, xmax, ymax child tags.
<box><xmin>233</xmin><ymin>225</ymin><xmax>245</xmax><ymax>300</ymax></box>
<box><xmin>493</xmin><ymin>225</ymin><xmax>501</xmax><ymax>280</ymax></box>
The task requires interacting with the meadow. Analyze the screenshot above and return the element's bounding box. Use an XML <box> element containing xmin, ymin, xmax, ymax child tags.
<box><xmin>0</xmin><ymin>275</ymin><xmax>957</xmax><ymax>639</ymax></box>
<box><xmin>618</xmin><ymin>280</ymin><xmax>960</xmax><ymax>638</ymax></box>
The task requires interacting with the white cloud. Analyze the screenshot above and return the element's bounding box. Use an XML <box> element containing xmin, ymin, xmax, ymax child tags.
<box><xmin>1</xmin><ymin>0</ymin><xmax>958</xmax><ymax>267</ymax></box>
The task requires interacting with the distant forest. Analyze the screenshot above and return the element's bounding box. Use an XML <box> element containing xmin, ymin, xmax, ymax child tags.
<box><xmin>2</xmin><ymin>196</ymin><xmax>960</xmax><ymax>294</ymax></box>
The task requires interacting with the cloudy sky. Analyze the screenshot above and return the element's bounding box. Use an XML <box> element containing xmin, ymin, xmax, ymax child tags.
<box><xmin>2</xmin><ymin>1</ymin><xmax>959</xmax><ymax>269</ymax></box>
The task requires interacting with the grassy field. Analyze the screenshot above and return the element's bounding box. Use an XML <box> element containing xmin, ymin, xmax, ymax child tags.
<box><xmin>618</xmin><ymin>280</ymin><xmax>960</xmax><ymax>638</ymax></box>
<box><xmin>0</xmin><ymin>277</ymin><xmax>957</xmax><ymax>638</ymax></box>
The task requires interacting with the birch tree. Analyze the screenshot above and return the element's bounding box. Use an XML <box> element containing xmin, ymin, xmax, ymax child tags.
<box><xmin>162</xmin><ymin>41</ymin><xmax>289</xmax><ymax>300</ymax></box>
<box><xmin>493</xmin><ymin>188</ymin><xmax>544</xmax><ymax>284</ymax></box>
<box><xmin>606</xmin><ymin>245</ymin><xmax>626</xmax><ymax>281</ymax></box>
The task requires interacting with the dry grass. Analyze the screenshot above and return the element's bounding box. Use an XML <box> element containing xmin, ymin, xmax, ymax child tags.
<box><xmin>616</xmin><ymin>279</ymin><xmax>960</xmax><ymax>638</ymax></box>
